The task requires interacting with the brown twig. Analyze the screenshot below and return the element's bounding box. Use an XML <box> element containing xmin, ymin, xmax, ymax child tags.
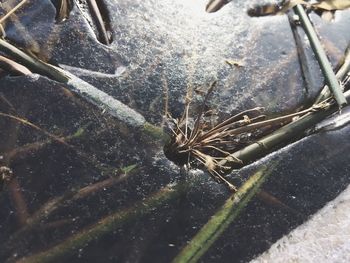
<box><xmin>0</xmin><ymin>112</ymin><xmax>68</xmax><ymax>146</ymax></box>
<box><xmin>0</xmin><ymin>55</ymin><xmax>32</xmax><ymax>75</ymax></box>
<box><xmin>0</xmin><ymin>0</ymin><xmax>29</xmax><ymax>25</ymax></box>
<box><xmin>0</xmin><ymin>112</ymin><xmax>120</xmax><ymax>175</ymax></box>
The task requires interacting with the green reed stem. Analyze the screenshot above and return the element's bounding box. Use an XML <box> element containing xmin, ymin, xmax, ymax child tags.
<box><xmin>294</xmin><ymin>4</ymin><xmax>347</xmax><ymax>107</ymax></box>
<box><xmin>172</xmin><ymin>165</ymin><xmax>275</xmax><ymax>263</ymax></box>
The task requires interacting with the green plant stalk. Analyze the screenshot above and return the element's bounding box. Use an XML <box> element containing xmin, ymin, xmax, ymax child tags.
<box><xmin>222</xmin><ymin>97</ymin><xmax>340</xmax><ymax>167</ymax></box>
<box><xmin>15</xmin><ymin>182</ymin><xmax>188</xmax><ymax>263</ymax></box>
<box><xmin>293</xmin><ymin>4</ymin><xmax>347</xmax><ymax>107</ymax></box>
<box><xmin>221</xmin><ymin>51</ymin><xmax>350</xmax><ymax>169</ymax></box>
<box><xmin>288</xmin><ymin>13</ymin><xmax>313</xmax><ymax>94</ymax></box>
<box><xmin>0</xmin><ymin>39</ymin><xmax>168</xmax><ymax>139</ymax></box>
<box><xmin>143</xmin><ymin>122</ymin><xmax>170</xmax><ymax>142</ymax></box>
<box><xmin>172</xmin><ymin>165</ymin><xmax>275</xmax><ymax>263</ymax></box>
<box><xmin>315</xmin><ymin>44</ymin><xmax>350</xmax><ymax>103</ymax></box>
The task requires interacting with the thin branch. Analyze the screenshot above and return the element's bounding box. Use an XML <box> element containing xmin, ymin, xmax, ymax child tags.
<box><xmin>0</xmin><ymin>112</ymin><xmax>69</xmax><ymax>146</ymax></box>
<box><xmin>0</xmin><ymin>0</ymin><xmax>28</xmax><ymax>24</ymax></box>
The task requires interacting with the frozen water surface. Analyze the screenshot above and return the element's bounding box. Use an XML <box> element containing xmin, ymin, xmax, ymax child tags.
<box><xmin>0</xmin><ymin>0</ymin><xmax>350</xmax><ymax>262</ymax></box>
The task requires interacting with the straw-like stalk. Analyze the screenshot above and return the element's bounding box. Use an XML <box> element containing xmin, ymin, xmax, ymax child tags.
<box><xmin>164</xmin><ymin>92</ymin><xmax>334</xmax><ymax>191</ymax></box>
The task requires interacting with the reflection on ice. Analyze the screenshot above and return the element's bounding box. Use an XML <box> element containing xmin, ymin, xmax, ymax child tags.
<box><xmin>315</xmin><ymin>106</ymin><xmax>350</xmax><ymax>131</ymax></box>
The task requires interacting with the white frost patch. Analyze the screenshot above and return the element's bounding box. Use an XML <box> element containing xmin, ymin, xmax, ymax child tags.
<box><xmin>66</xmin><ymin>72</ymin><xmax>146</xmax><ymax>127</ymax></box>
<box><xmin>251</xmin><ymin>184</ymin><xmax>350</xmax><ymax>263</ymax></box>
<box><xmin>59</xmin><ymin>64</ymin><xmax>127</xmax><ymax>78</ymax></box>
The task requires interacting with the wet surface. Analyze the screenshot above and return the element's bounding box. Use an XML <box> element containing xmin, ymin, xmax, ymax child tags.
<box><xmin>0</xmin><ymin>0</ymin><xmax>350</xmax><ymax>262</ymax></box>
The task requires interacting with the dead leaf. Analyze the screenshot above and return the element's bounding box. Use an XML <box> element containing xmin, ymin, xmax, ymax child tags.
<box><xmin>247</xmin><ymin>0</ymin><xmax>306</xmax><ymax>17</ymax></box>
<box><xmin>312</xmin><ymin>0</ymin><xmax>350</xmax><ymax>11</ymax></box>
<box><xmin>0</xmin><ymin>55</ymin><xmax>32</xmax><ymax>76</ymax></box>
<box><xmin>225</xmin><ymin>59</ymin><xmax>244</xmax><ymax>68</ymax></box>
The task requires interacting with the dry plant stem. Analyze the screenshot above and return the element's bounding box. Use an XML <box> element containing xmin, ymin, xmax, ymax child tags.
<box><xmin>34</xmin><ymin>170</ymin><xmax>137</xmax><ymax>223</ymax></box>
<box><xmin>210</xmin><ymin>106</ymin><xmax>318</xmax><ymax>139</ymax></box>
<box><xmin>56</xmin><ymin>0</ymin><xmax>71</xmax><ymax>21</ymax></box>
<box><xmin>6</xmin><ymin>140</ymin><xmax>56</xmax><ymax>163</ymax></box>
<box><xmin>0</xmin><ymin>120</ymin><xmax>123</xmax><ymax>242</ymax></box>
<box><xmin>0</xmin><ymin>92</ymin><xmax>16</xmax><ymax>112</ymax></box>
<box><xmin>256</xmin><ymin>190</ymin><xmax>301</xmax><ymax>216</ymax></box>
<box><xmin>0</xmin><ymin>112</ymin><xmax>120</xmax><ymax>175</ymax></box>
<box><xmin>36</xmin><ymin>172</ymin><xmax>135</xmax><ymax>220</ymax></box>
<box><xmin>0</xmin><ymin>55</ymin><xmax>32</xmax><ymax>75</ymax></box>
<box><xmin>0</xmin><ymin>24</ymin><xmax>5</xmax><ymax>37</ymax></box>
<box><xmin>200</xmin><ymin>107</ymin><xmax>264</xmax><ymax>138</ymax></box>
<box><xmin>206</xmin><ymin>0</ymin><xmax>231</xmax><ymax>13</ymax></box>
<box><xmin>4</xmin><ymin>121</ymin><xmax>88</xmax><ymax>162</ymax></box>
<box><xmin>4</xmin><ymin>137</ymin><xmax>116</xmax><ymax>175</ymax></box>
<box><xmin>0</xmin><ymin>0</ymin><xmax>28</xmax><ymax>25</ymax></box>
<box><xmin>221</xmin><ymin>95</ymin><xmax>348</xmax><ymax>168</ymax></box>
<box><xmin>167</xmin><ymin>99</ymin><xmax>326</xmax><ymax>189</ymax></box>
<box><xmin>87</xmin><ymin>0</ymin><xmax>110</xmax><ymax>45</ymax></box>
<box><xmin>14</xmin><ymin>182</ymin><xmax>188</xmax><ymax>263</ymax></box>
<box><xmin>0</xmin><ymin>112</ymin><xmax>69</xmax><ymax>146</ymax></box>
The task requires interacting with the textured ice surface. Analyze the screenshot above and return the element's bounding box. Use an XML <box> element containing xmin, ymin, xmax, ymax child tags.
<box><xmin>251</xmin><ymin>184</ymin><xmax>350</xmax><ymax>263</ymax></box>
<box><xmin>1</xmin><ymin>1</ymin><xmax>350</xmax><ymax>263</ymax></box>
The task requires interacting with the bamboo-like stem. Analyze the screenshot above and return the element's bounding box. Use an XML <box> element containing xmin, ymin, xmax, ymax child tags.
<box><xmin>14</xmin><ymin>182</ymin><xmax>188</xmax><ymax>263</ymax></box>
<box><xmin>173</xmin><ymin>44</ymin><xmax>350</xmax><ymax>262</ymax></box>
<box><xmin>221</xmin><ymin>94</ymin><xmax>348</xmax><ymax>168</ymax></box>
<box><xmin>0</xmin><ymin>39</ymin><xmax>167</xmax><ymax>140</ymax></box>
<box><xmin>220</xmin><ymin>47</ymin><xmax>350</xmax><ymax>169</ymax></box>
<box><xmin>172</xmin><ymin>165</ymin><xmax>275</xmax><ymax>263</ymax></box>
<box><xmin>293</xmin><ymin>4</ymin><xmax>347</xmax><ymax>107</ymax></box>
<box><xmin>315</xmin><ymin>45</ymin><xmax>350</xmax><ymax>103</ymax></box>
